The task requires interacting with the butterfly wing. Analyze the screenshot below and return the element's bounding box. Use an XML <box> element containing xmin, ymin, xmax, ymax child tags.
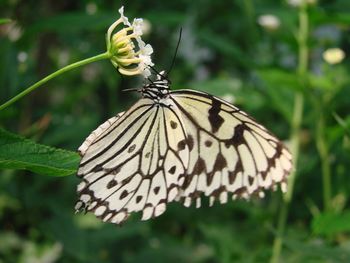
<box><xmin>76</xmin><ymin>98</ymin><xmax>189</xmax><ymax>224</ymax></box>
<box><xmin>169</xmin><ymin>89</ymin><xmax>292</xmax><ymax>207</ymax></box>
<box><xmin>78</xmin><ymin>112</ymin><xmax>125</xmax><ymax>156</ymax></box>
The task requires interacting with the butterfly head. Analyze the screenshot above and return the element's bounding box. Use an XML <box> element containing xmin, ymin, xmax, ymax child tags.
<box><xmin>141</xmin><ymin>70</ymin><xmax>170</xmax><ymax>101</ymax></box>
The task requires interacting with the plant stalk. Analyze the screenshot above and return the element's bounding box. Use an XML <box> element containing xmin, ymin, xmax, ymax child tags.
<box><xmin>0</xmin><ymin>52</ymin><xmax>110</xmax><ymax>111</ymax></box>
<box><xmin>316</xmin><ymin>106</ymin><xmax>331</xmax><ymax>211</ymax></box>
<box><xmin>270</xmin><ymin>2</ymin><xmax>308</xmax><ymax>262</ymax></box>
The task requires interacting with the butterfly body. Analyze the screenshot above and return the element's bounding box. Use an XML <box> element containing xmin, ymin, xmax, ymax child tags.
<box><xmin>76</xmin><ymin>74</ymin><xmax>292</xmax><ymax>224</ymax></box>
<box><xmin>141</xmin><ymin>78</ymin><xmax>170</xmax><ymax>101</ymax></box>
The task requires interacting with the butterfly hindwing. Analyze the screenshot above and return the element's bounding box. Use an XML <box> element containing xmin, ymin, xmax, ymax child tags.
<box><xmin>170</xmin><ymin>90</ymin><xmax>292</xmax><ymax>206</ymax></box>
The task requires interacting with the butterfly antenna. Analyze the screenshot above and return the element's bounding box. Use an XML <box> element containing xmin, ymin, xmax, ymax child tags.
<box><xmin>147</xmin><ymin>77</ymin><xmax>155</xmax><ymax>85</ymax></box>
<box><xmin>149</xmin><ymin>65</ymin><xmax>162</xmax><ymax>76</ymax></box>
<box><xmin>166</xmin><ymin>27</ymin><xmax>182</xmax><ymax>77</ymax></box>
<box><xmin>148</xmin><ymin>65</ymin><xmax>170</xmax><ymax>83</ymax></box>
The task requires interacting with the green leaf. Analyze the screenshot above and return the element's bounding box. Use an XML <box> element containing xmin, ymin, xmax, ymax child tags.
<box><xmin>256</xmin><ymin>68</ymin><xmax>297</xmax><ymax>122</ymax></box>
<box><xmin>308</xmin><ymin>73</ymin><xmax>334</xmax><ymax>90</ymax></box>
<box><xmin>311</xmin><ymin>11</ymin><xmax>350</xmax><ymax>26</ymax></box>
<box><xmin>198</xmin><ymin>29</ymin><xmax>252</xmax><ymax>69</ymax></box>
<box><xmin>257</xmin><ymin>68</ymin><xmax>302</xmax><ymax>92</ymax></box>
<box><xmin>0</xmin><ymin>128</ymin><xmax>79</xmax><ymax>176</ymax></box>
<box><xmin>0</xmin><ymin>19</ymin><xmax>12</xmax><ymax>25</ymax></box>
<box><xmin>284</xmin><ymin>237</ymin><xmax>350</xmax><ymax>262</ymax></box>
<box><xmin>312</xmin><ymin>210</ymin><xmax>350</xmax><ymax>236</ymax></box>
<box><xmin>145</xmin><ymin>11</ymin><xmax>186</xmax><ymax>25</ymax></box>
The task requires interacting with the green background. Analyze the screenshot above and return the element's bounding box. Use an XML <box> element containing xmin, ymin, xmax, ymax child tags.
<box><xmin>1</xmin><ymin>0</ymin><xmax>350</xmax><ymax>262</ymax></box>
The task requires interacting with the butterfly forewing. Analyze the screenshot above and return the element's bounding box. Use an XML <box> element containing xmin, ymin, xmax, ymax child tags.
<box><xmin>76</xmin><ymin>98</ymin><xmax>190</xmax><ymax>223</ymax></box>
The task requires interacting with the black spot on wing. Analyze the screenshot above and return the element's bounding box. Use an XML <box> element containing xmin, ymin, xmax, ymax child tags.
<box><xmin>224</xmin><ymin>124</ymin><xmax>246</xmax><ymax>147</ymax></box>
<box><xmin>136</xmin><ymin>195</ymin><xmax>143</xmax><ymax>203</ymax></box>
<box><xmin>107</xmin><ymin>180</ymin><xmax>117</xmax><ymax>189</ymax></box>
<box><xmin>214</xmin><ymin>153</ymin><xmax>227</xmax><ymax>172</ymax></box>
<box><xmin>205</xmin><ymin>140</ymin><xmax>212</xmax><ymax>147</ymax></box>
<box><xmin>128</xmin><ymin>144</ymin><xmax>136</xmax><ymax>153</ymax></box>
<box><xmin>234</xmin><ymin>186</ymin><xmax>247</xmax><ymax>196</ymax></box>
<box><xmin>168</xmin><ymin>165</ymin><xmax>176</xmax><ymax>174</ymax></box>
<box><xmin>92</xmin><ymin>164</ymin><xmax>103</xmax><ymax>172</ymax></box>
<box><xmin>120</xmin><ymin>190</ymin><xmax>128</xmax><ymax>199</ymax></box>
<box><xmin>193</xmin><ymin>157</ymin><xmax>206</xmax><ymax>175</ymax></box>
<box><xmin>177</xmin><ymin>139</ymin><xmax>186</xmax><ymax>151</ymax></box>
<box><xmin>187</xmin><ymin>134</ymin><xmax>194</xmax><ymax>152</ymax></box>
<box><xmin>208</xmin><ymin>99</ymin><xmax>224</xmax><ymax>133</ymax></box>
<box><xmin>263</xmin><ymin>142</ymin><xmax>285</xmax><ymax>178</ymax></box>
<box><xmin>112</xmin><ymin>167</ymin><xmax>121</xmax><ymax>175</ymax></box>
<box><xmin>170</xmin><ymin>120</ymin><xmax>178</xmax><ymax>129</ymax></box>
<box><xmin>153</xmin><ymin>186</ymin><xmax>160</xmax><ymax>194</ymax></box>
<box><xmin>229</xmin><ymin>159</ymin><xmax>243</xmax><ymax>184</ymax></box>
<box><xmin>248</xmin><ymin>176</ymin><xmax>254</xmax><ymax>186</ymax></box>
<box><xmin>182</xmin><ymin>157</ymin><xmax>206</xmax><ymax>189</ymax></box>
<box><xmin>207</xmin><ymin>153</ymin><xmax>227</xmax><ymax>185</ymax></box>
<box><xmin>212</xmin><ymin>186</ymin><xmax>227</xmax><ymax>198</ymax></box>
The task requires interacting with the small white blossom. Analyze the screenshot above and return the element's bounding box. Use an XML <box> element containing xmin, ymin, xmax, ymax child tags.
<box><xmin>86</xmin><ymin>2</ymin><xmax>97</xmax><ymax>15</ymax></box>
<box><xmin>287</xmin><ymin>0</ymin><xmax>302</xmax><ymax>7</ymax></box>
<box><xmin>118</xmin><ymin>6</ymin><xmax>130</xmax><ymax>26</ymax></box>
<box><xmin>6</xmin><ymin>23</ymin><xmax>22</xmax><ymax>42</ymax></box>
<box><xmin>287</xmin><ymin>0</ymin><xmax>317</xmax><ymax>7</ymax></box>
<box><xmin>138</xmin><ymin>43</ymin><xmax>154</xmax><ymax>77</ymax></box>
<box><xmin>132</xmin><ymin>18</ymin><xmax>144</xmax><ymax>36</ymax></box>
<box><xmin>257</xmin><ymin>14</ymin><xmax>280</xmax><ymax>31</ymax></box>
<box><xmin>17</xmin><ymin>51</ymin><xmax>28</xmax><ymax>63</ymax></box>
<box><xmin>323</xmin><ymin>48</ymin><xmax>345</xmax><ymax>65</ymax></box>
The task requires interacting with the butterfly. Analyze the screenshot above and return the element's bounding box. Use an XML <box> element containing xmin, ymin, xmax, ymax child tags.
<box><xmin>75</xmin><ymin>71</ymin><xmax>292</xmax><ymax>224</ymax></box>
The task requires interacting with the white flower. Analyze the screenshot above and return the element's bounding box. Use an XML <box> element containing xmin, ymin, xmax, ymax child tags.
<box><xmin>287</xmin><ymin>0</ymin><xmax>302</xmax><ymax>7</ymax></box>
<box><xmin>86</xmin><ymin>2</ymin><xmax>97</xmax><ymax>15</ymax></box>
<box><xmin>287</xmin><ymin>0</ymin><xmax>317</xmax><ymax>7</ymax></box>
<box><xmin>138</xmin><ymin>43</ymin><xmax>154</xmax><ymax>77</ymax></box>
<box><xmin>257</xmin><ymin>14</ymin><xmax>280</xmax><ymax>31</ymax></box>
<box><xmin>132</xmin><ymin>18</ymin><xmax>144</xmax><ymax>36</ymax></box>
<box><xmin>6</xmin><ymin>23</ymin><xmax>22</xmax><ymax>42</ymax></box>
<box><xmin>323</xmin><ymin>48</ymin><xmax>345</xmax><ymax>65</ymax></box>
<box><xmin>118</xmin><ymin>6</ymin><xmax>130</xmax><ymax>26</ymax></box>
<box><xmin>106</xmin><ymin>6</ymin><xmax>154</xmax><ymax>77</ymax></box>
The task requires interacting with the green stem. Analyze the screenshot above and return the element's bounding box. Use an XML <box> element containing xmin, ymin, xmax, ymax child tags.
<box><xmin>0</xmin><ymin>52</ymin><xmax>110</xmax><ymax>111</ymax></box>
<box><xmin>242</xmin><ymin>0</ymin><xmax>258</xmax><ymax>45</ymax></box>
<box><xmin>316</xmin><ymin>106</ymin><xmax>331</xmax><ymax>211</ymax></box>
<box><xmin>270</xmin><ymin>2</ymin><xmax>308</xmax><ymax>263</ymax></box>
<box><xmin>270</xmin><ymin>93</ymin><xmax>304</xmax><ymax>263</ymax></box>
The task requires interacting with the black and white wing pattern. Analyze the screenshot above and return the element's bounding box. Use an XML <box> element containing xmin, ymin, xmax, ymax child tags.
<box><xmin>76</xmin><ymin>98</ymin><xmax>190</xmax><ymax>224</ymax></box>
<box><xmin>76</xmin><ymin>80</ymin><xmax>292</xmax><ymax>225</ymax></box>
<box><xmin>169</xmin><ymin>90</ymin><xmax>292</xmax><ymax>207</ymax></box>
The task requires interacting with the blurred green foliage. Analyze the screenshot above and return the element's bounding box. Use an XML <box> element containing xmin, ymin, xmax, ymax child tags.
<box><xmin>1</xmin><ymin>0</ymin><xmax>350</xmax><ymax>262</ymax></box>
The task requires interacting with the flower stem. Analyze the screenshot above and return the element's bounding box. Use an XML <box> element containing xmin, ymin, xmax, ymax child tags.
<box><xmin>0</xmin><ymin>52</ymin><xmax>110</xmax><ymax>111</ymax></box>
<box><xmin>242</xmin><ymin>0</ymin><xmax>258</xmax><ymax>44</ymax></box>
<box><xmin>316</xmin><ymin>105</ymin><xmax>331</xmax><ymax>211</ymax></box>
<box><xmin>270</xmin><ymin>2</ymin><xmax>308</xmax><ymax>263</ymax></box>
